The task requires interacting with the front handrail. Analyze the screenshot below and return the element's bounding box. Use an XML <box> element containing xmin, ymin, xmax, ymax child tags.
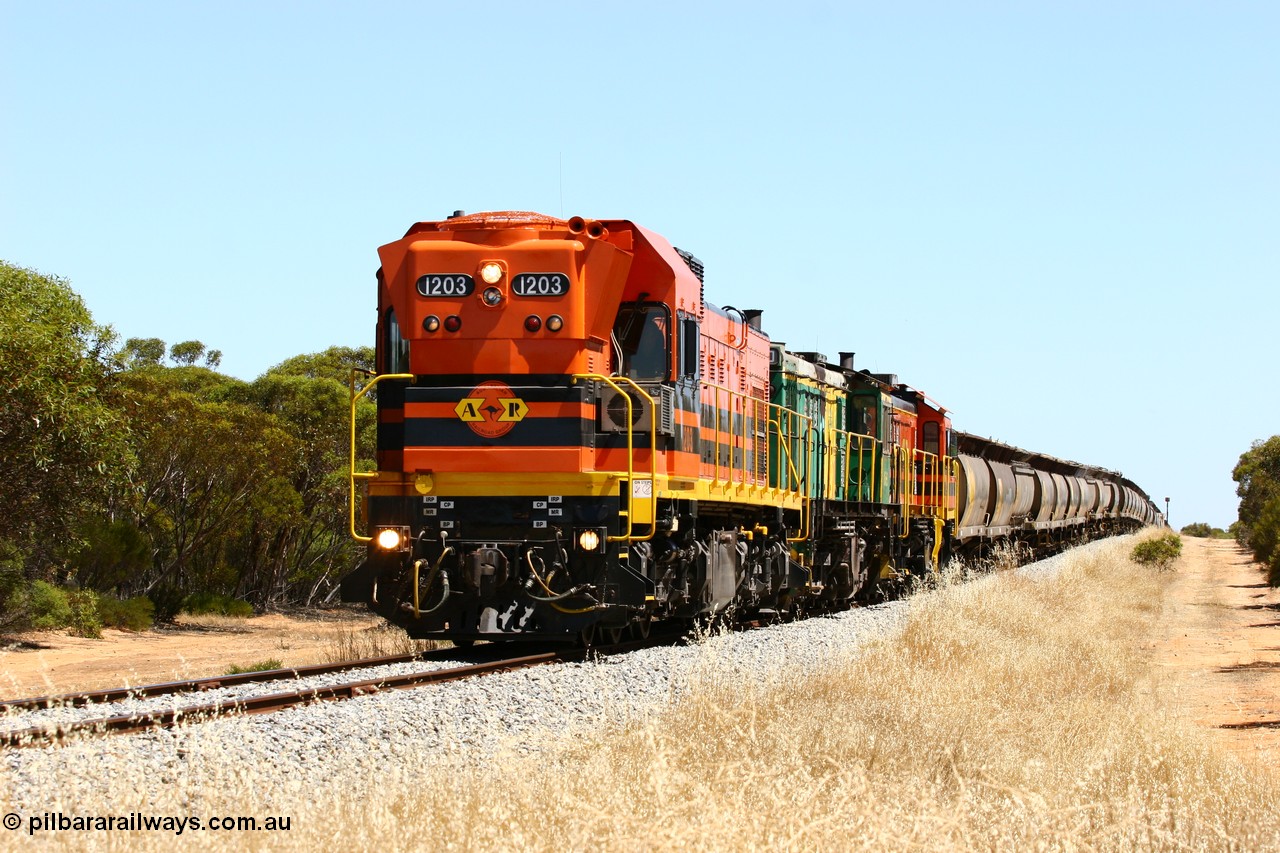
<box><xmin>572</xmin><ymin>374</ymin><xmax>657</xmax><ymax>543</ymax></box>
<box><xmin>349</xmin><ymin>371</ymin><xmax>413</xmax><ymax>542</ymax></box>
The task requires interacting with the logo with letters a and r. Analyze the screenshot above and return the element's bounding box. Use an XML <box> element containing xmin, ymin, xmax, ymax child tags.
<box><xmin>455</xmin><ymin>380</ymin><xmax>529</xmax><ymax>438</ymax></box>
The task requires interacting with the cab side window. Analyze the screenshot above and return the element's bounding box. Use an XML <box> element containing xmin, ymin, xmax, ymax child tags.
<box><xmin>679</xmin><ymin>316</ymin><xmax>700</xmax><ymax>381</ymax></box>
<box><xmin>614</xmin><ymin>303</ymin><xmax>670</xmax><ymax>381</ymax></box>
<box><xmin>385</xmin><ymin>308</ymin><xmax>409</xmax><ymax>374</ymax></box>
<box><xmin>923</xmin><ymin>421</ymin><xmax>940</xmax><ymax>456</ymax></box>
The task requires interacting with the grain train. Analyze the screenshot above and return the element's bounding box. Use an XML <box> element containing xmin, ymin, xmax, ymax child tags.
<box><xmin>340</xmin><ymin>211</ymin><xmax>1160</xmax><ymax>643</ymax></box>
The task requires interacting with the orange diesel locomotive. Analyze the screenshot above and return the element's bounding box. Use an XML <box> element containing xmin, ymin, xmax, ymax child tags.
<box><xmin>340</xmin><ymin>211</ymin><xmax>1160</xmax><ymax>642</ymax></box>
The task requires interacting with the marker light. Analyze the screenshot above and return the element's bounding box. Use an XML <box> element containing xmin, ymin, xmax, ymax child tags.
<box><xmin>444</xmin><ymin>315</ymin><xmax>462</xmax><ymax>332</ymax></box>
<box><xmin>481</xmin><ymin>287</ymin><xmax>503</xmax><ymax>307</ymax></box>
<box><xmin>578</xmin><ymin>529</ymin><xmax>601</xmax><ymax>552</ymax></box>
<box><xmin>423</xmin><ymin>315</ymin><xmax>441</xmax><ymax>332</ymax></box>
<box><xmin>546</xmin><ymin>314</ymin><xmax>564</xmax><ymax>332</ymax></box>
<box><xmin>524</xmin><ymin>315</ymin><xmax>542</xmax><ymax>332</ymax></box>
<box><xmin>479</xmin><ymin>262</ymin><xmax>503</xmax><ymax>284</ymax></box>
<box><xmin>376</xmin><ymin>529</ymin><xmax>403</xmax><ymax>551</ymax></box>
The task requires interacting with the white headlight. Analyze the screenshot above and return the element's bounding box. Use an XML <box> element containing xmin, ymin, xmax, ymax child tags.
<box><xmin>480</xmin><ymin>262</ymin><xmax>503</xmax><ymax>284</ymax></box>
<box><xmin>376</xmin><ymin>529</ymin><xmax>402</xmax><ymax>550</ymax></box>
<box><xmin>578</xmin><ymin>530</ymin><xmax>601</xmax><ymax>552</ymax></box>
<box><xmin>482</xmin><ymin>287</ymin><xmax>503</xmax><ymax>307</ymax></box>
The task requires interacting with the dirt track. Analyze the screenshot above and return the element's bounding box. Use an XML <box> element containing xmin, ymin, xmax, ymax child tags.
<box><xmin>0</xmin><ymin>609</ymin><xmax>381</xmax><ymax>699</ymax></box>
<box><xmin>1154</xmin><ymin>537</ymin><xmax>1280</xmax><ymax>763</ymax></box>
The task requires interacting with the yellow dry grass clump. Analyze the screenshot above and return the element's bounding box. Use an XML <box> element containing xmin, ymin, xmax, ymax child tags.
<box><xmin>4</xmin><ymin>534</ymin><xmax>1278</xmax><ymax>851</ymax></box>
<box><xmin>319</xmin><ymin>623</ymin><xmax>439</xmax><ymax>664</ymax></box>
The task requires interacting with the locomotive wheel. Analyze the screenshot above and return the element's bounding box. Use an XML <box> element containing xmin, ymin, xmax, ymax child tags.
<box><xmin>603</xmin><ymin>626</ymin><xmax>625</xmax><ymax>645</ymax></box>
<box><xmin>631</xmin><ymin>616</ymin><xmax>652</xmax><ymax>640</ymax></box>
<box><xmin>578</xmin><ymin>623</ymin><xmax>596</xmax><ymax>648</ymax></box>
<box><xmin>452</xmin><ymin>638</ymin><xmax>475</xmax><ymax>649</ymax></box>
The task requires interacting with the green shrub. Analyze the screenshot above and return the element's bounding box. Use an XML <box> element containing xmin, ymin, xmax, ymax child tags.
<box><xmin>97</xmin><ymin>595</ymin><xmax>155</xmax><ymax>632</ymax></box>
<box><xmin>0</xmin><ymin>540</ymin><xmax>28</xmax><ymax>632</ymax></box>
<box><xmin>1249</xmin><ymin>496</ymin><xmax>1280</xmax><ymax>566</ymax></box>
<box><xmin>1131</xmin><ymin>533</ymin><xmax>1183</xmax><ymax>571</ymax></box>
<box><xmin>1180</xmin><ymin>522</ymin><xmax>1231</xmax><ymax>539</ymax></box>
<box><xmin>183</xmin><ymin>591</ymin><xmax>253</xmax><ymax>618</ymax></box>
<box><xmin>149</xmin><ymin>585</ymin><xmax>185</xmax><ymax>624</ymax></box>
<box><xmin>69</xmin><ymin>518</ymin><xmax>151</xmax><ymax>592</ymax></box>
<box><xmin>67</xmin><ymin>590</ymin><xmax>102</xmax><ymax>638</ymax></box>
<box><xmin>224</xmin><ymin>658</ymin><xmax>282</xmax><ymax>675</ymax></box>
<box><xmin>27</xmin><ymin>580</ymin><xmax>72</xmax><ymax>630</ymax></box>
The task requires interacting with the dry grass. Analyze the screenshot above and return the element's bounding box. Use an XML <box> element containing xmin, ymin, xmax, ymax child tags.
<box><xmin>319</xmin><ymin>623</ymin><xmax>441</xmax><ymax>663</ymax></box>
<box><xmin>174</xmin><ymin>613</ymin><xmax>256</xmax><ymax>632</ymax></box>
<box><xmin>4</xmin><ymin>535</ymin><xmax>1278</xmax><ymax>851</ymax></box>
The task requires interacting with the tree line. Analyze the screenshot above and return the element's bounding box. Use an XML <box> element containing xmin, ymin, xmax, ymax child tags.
<box><xmin>10</xmin><ymin>255</ymin><xmax>1274</xmax><ymax>634</ymax></box>
<box><xmin>1</xmin><ymin>261</ymin><xmax>377</xmax><ymax>631</ymax></box>
<box><xmin>1233</xmin><ymin>435</ymin><xmax>1280</xmax><ymax>586</ymax></box>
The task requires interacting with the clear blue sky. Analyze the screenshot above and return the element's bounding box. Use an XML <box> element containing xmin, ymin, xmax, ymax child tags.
<box><xmin>3</xmin><ymin>2</ymin><xmax>1276</xmax><ymax>528</ymax></box>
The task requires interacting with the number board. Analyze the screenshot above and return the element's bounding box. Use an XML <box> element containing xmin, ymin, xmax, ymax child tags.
<box><xmin>511</xmin><ymin>273</ymin><xmax>570</xmax><ymax>297</ymax></box>
<box><xmin>417</xmin><ymin>274</ymin><xmax>475</xmax><ymax>297</ymax></box>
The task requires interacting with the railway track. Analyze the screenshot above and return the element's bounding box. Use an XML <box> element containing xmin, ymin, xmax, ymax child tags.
<box><xmin>0</xmin><ymin>646</ymin><xmax>477</xmax><ymax>713</ymax></box>
<box><xmin>0</xmin><ymin>639</ymin><xmax>655</xmax><ymax>749</ymax></box>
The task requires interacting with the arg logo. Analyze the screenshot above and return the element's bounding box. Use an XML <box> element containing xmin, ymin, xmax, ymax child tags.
<box><xmin>454</xmin><ymin>380</ymin><xmax>529</xmax><ymax>438</ymax></box>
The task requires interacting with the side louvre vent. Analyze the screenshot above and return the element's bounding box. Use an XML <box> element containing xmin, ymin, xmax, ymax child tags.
<box><xmin>658</xmin><ymin>386</ymin><xmax>674</xmax><ymax>435</ymax></box>
<box><xmin>673</xmin><ymin>248</ymin><xmax>704</xmax><ymax>283</ymax></box>
<box><xmin>674</xmin><ymin>247</ymin><xmax>706</xmax><ymax>320</ymax></box>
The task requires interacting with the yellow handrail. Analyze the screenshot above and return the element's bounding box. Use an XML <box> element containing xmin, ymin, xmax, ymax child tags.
<box><xmin>893</xmin><ymin>446</ymin><xmax>910</xmax><ymax>536</ymax></box>
<box><xmin>767</xmin><ymin>416</ymin><xmax>810</xmax><ymax>542</ymax></box>
<box><xmin>907</xmin><ymin>449</ymin><xmax>958</xmax><ymax>521</ymax></box>
<box><xmin>348</xmin><ymin>371</ymin><xmax>413</xmax><ymax>542</ymax></box>
<box><xmin>949</xmin><ymin>456</ymin><xmax>961</xmax><ymax>517</ymax></box>
<box><xmin>836</xmin><ymin>429</ymin><xmax>877</xmax><ymax>502</ymax></box>
<box><xmin>572</xmin><ymin>374</ymin><xmax>657</xmax><ymax>543</ymax></box>
<box><xmin>702</xmin><ymin>381</ymin><xmax>803</xmax><ymax>495</ymax></box>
